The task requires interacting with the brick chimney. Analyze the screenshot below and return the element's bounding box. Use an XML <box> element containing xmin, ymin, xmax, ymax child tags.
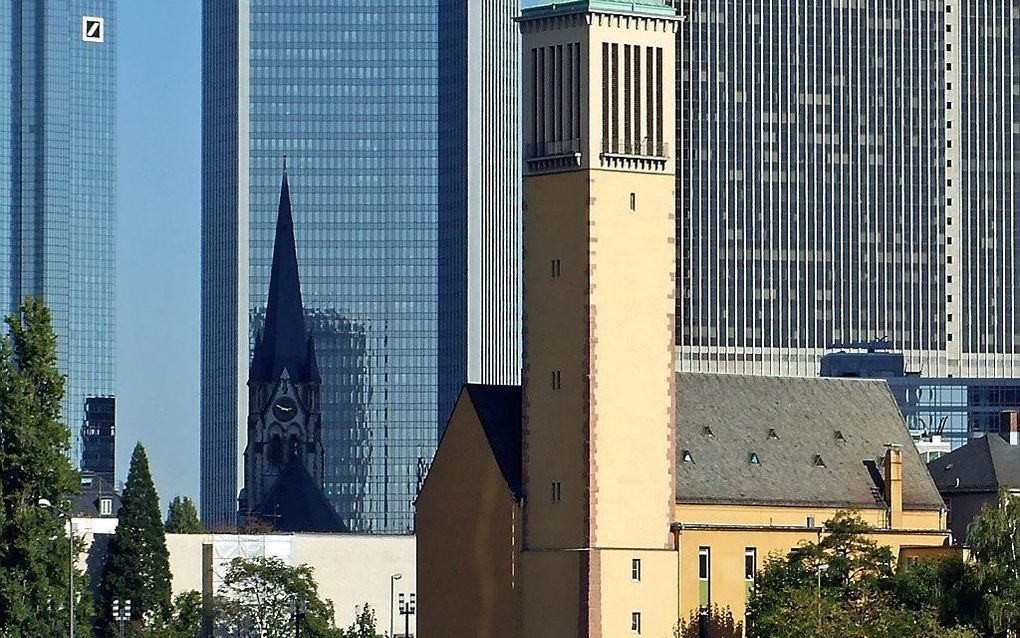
<box><xmin>1000</xmin><ymin>411</ymin><xmax>1020</xmax><ymax>446</ymax></box>
<box><xmin>884</xmin><ymin>445</ymin><xmax>903</xmax><ymax>529</ymax></box>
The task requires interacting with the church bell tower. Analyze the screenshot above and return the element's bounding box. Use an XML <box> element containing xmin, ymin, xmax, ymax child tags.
<box><xmin>240</xmin><ymin>170</ymin><xmax>329</xmax><ymax>526</ymax></box>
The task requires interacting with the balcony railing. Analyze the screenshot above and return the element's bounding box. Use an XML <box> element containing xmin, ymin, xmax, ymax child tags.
<box><xmin>525</xmin><ymin>138</ymin><xmax>581</xmax><ymax>160</ymax></box>
<box><xmin>602</xmin><ymin>138</ymin><xmax>670</xmax><ymax>158</ymax></box>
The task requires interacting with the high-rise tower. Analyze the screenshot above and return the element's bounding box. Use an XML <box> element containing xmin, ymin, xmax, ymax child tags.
<box><xmin>520</xmin><ymin>2</ymin><xmax>680</xmax><ymax>635</ymax></box>
<box><xmin>201</xmin><ymin>1</ymin><xmax>439</xmax><ymax>531</ymax></box>
<box><xmin>675</xmin><ymin>0</ymin><xmax>1020</xmax><ymax>381</ymax></box>
<box><xmin>2</xmin><ymin>2</ymin><xmax>117</xmax><ymax>457</ymax></box>
<box><xmin>437</xmin><ymin>0</ymin><xmax>523</xmax><ymax>432</ymax></box>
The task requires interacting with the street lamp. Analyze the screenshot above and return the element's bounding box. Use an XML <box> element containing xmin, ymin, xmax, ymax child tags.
<box><xmin>390</xmin><ymin>573</ymin><xmax>403</xmax><ymax>637</ymax></box>
<box><xmin>398</xmin><ymin>592</ymin><xmax>416</xmax><ymax>638</ymax></box>
<box><xmin>816</xmin><ymin>562</ymin><xmax>830</xmax><ymax>631</ymax></box>
<box><xmin>289</xmin><ymin>596</ymin><xmax>308</xmax><ymax>638</ymax></box>
<box><xmin>112</xmin><ymin>598</ymin><xmax>132</xmax><ymax>638</ymax></box>
<box><xmin>38</xmin><ymin>498</ymin><xmax>74</xmax><ymax>638</ymax></box>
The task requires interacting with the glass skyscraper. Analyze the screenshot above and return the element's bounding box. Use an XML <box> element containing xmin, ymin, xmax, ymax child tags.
<box><xmin>675</xmin><ymin>0</ymin><xmax>1020</xmax><ymax>380</ymax></box>
<box><xmin>2</xmin><ymin>2</ymin><xmax>117</xmax><ymax>457</ymax></box>
<box><xmin>437</xmin><ymin>0</ymin><xmax>522</xmax><ymax>432</ymax></box>
<box><xmin>202</xmin><ymin>1</ymin><xmax>439</xmax><ymax>532</ymax></box>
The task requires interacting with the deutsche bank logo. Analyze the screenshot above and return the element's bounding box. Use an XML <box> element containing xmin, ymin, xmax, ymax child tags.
<box><xmin>82</xmin><ymin>16</ymin><xmax>104</xmax><ymax>43</ymax></box>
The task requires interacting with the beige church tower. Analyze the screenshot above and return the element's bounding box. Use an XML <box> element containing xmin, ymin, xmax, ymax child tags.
<box><xmin>519</xmin><ymin>2</ymin><xmax>680</xmax><ymax>636</ymax></box>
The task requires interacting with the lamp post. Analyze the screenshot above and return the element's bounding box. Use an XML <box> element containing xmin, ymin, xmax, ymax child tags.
<box><xmin>398</xmin><ymin>592</ymin><xmax>416</xmax><ymax>638</ymax></box>
<box><xmin>816</xmin><ymin>562</ymin><xmax>829</xmax><ymax>632</ymax></box>
<box><xmin>389</xmin><ymin>573</ymin><xmax>403</xmax><ymax>637</ymax></box>
<box><xmin>289</xmin><ymin>596</ymin><xmax>307</xmax><ymax>638</ymax></box>
<box><xmin>112</xmin><ymin>598</ymin><xmax>131</xmax><ymax>638</ymax></box>
<box><xmin>38</xmin><ymin>498</ymin><xmax>74</xmax><ymax>638</ymax></box>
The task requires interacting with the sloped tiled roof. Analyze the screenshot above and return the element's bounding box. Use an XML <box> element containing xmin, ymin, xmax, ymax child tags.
<box><xmin>72</xmin><ymin>472</ymin><xmax>121</xmax><ymax>518</ymax></box>
<box><xmin>466</xmin><ymin>384</ymin><xmax>523</xmax><ymax>498</ymax></box>
<box><xmin>250</xmin><ymin>461</ymin><xmax>346</xmax><ymax>533</ymax></box>
<box><xmin>928</xmin><ymin>434</ymin><xmax>1020</xmax><ymax>494</ymax></box>
<box><xmin>675</xmin><ymin>374</ymin><xmax>945</xmax><ymax>510</ymax></box>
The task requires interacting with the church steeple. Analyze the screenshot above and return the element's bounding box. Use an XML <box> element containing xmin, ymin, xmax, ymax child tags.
<box><xmin>250</xmin><ymin>170</ymin><xmax>320</xmax><ymax>384</ymax></box>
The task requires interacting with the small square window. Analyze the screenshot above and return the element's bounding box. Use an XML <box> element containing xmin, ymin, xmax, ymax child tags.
<box><xmin>631</xmin><ymin>612</ymin><xmax>642</xmax><ymax>634</ymax></box>
<box><xmin>631</xmin><ymin>558</ymin><xmax>642</xmax><ymax>582</ymax></box>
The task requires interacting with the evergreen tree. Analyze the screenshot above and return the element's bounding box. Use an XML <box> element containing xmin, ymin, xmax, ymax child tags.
<box><xmin>0</xmin><ymin>298</ymin><xmax>91</xmax><ymax>637</ymax></box>
<box><xmin>100</xmin><ymin>443</ymin><xmax>172</xmax><ymax>633</ymax></box>
<box><xmin>165</xmin><ymin>496</ymin><xmax>203</xmax><ymax>533</ymax></box>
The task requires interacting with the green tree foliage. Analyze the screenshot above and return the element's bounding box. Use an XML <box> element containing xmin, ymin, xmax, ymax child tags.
<box><xmin>0</xmin><ymin>298</ymin><xmax>92</xmax><ymax>637</ymax></box>
<box><xmin>748</xmin><ymin>511</ymin><xmax>978</xmax><ymax>638</ymax></box>
<box><xmin>339</xmin><ymin>604</ymin><xmax>377</xmax><ymax>638</ymax></box>
<box><xmin>214</xmin><ymin>556</ymin><xmax>342</xmax><ymax>638</ymax></box>
<box><xmin>165</xmin><ymin>496</ymin><xmax>204</xmax><ymax>534</ymax></box>
<box><xmin>963</xmin><ymin>490</ymin><xmax>1020</xmax><ymax>637</ymax></box>
<box><xmin>100</xmin><ymin>442</ymin><xmax>172</xmax><ymax>633</ymax></box>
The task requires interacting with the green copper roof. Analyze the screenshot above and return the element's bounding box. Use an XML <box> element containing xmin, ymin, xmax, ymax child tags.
<box><xmin>521</xmin><ymin>0</ymin><xmax>677</xmax><ymax>20</ymax></box>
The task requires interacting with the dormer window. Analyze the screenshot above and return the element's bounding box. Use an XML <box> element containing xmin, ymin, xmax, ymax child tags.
<box><xmin>702</xmin><ymin>426</ymin><xmax>714</xmax><ymax>438</ymax></box>
<box><xmin>682</xmin><ymin>450</ymin><xmax>695</xmax><ymax>464</ymax></box>
<box><xmin>749</xmin><ymin>453</ymin><xmax>761</xmax><ymax>465</ymax></box>
<box><xmin>100</xmin><ymin>498</ymin><xmax>112</xmax><ymax>516</ymax></box>
<box><xmin>767</xmin><ymin>429</ymin><xmax>779</xmax><ymax>440</ymax></box>
<box><xmin>814</xmin><ymin>455</ymin><xmax>827</xmax><ymax>468</ymax></box>
<box><xmin>835</xmin><ymin>430</ymin><xmax>847</xmax><ymax>443</ymax></box>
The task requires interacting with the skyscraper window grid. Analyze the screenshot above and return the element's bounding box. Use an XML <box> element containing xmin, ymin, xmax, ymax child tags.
<box><xmin>202</xmin><ymin>0</ymin><xmax>438</xmax><ymax>533</ymax></box>
<box><xmin>676</xmin><ymin>0</ymin><xmax>950</xmax><ymax>378</ymax></box>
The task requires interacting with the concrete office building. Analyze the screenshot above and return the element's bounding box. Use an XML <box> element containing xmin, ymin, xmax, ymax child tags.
<box><xmin>437</xmin><ymin>0</ymin><xmax>523</xmax><ymax>433</ymax></box>
<box><xmin>674</xmin><ymin>0</ymin><xmax>1020</xmax><ymax>380</ymax></box>
<box><xmin>1</xmin><ymin>2</ymin><xmax>117</xmax><ymax>457</ymax></box>
<box><xmin>201</xmin><ymin>1</ymin><xmax>439</xmax><ymax>532</ymax></box>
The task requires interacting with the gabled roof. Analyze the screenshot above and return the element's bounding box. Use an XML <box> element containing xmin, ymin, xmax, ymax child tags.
<box><xmin>250</xmin><ymin>461</ymin><xmax>346</xmax><ymax>533</ymax></box>
<box><xmin>928</xmin><ymin>434</ymin><xmax>1020</xmax><ymax>494</ymax></box>
<box><xmin>465</xmin><ymin>385</ymin><xmax>523</xmax><ymax>498</ymax></box>
<box><xmin>675</xmin><ymin>374</ymin><xmax>945</xmax><ymax>510</ymax></box>
<box><xmin>250</xmin><ymin>171</ymin><xmax>320</xmax><ymax>385</ymax></box>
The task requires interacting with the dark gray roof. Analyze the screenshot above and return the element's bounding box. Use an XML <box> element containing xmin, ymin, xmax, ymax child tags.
<box><xmin>928</xmin><ymin>434</ymin><xmax>1020</xmax><ymax>494</ymax></box>
<box><xmin>250</xmin><ymin>171</ymin><xmax>320</xmax><ymax>385</ymax></box>
<box><xmin>250</xmin><ymin>460</ymin><xmax>347</xmax><ymax>533</ymax></box>
<box><xmin>675</xmin><ymin>374</ymin><xmax>945</xmax><ymax>511</ymax></box>
<box><xmin>465</xmin><ymin>385</ymin><xmax>523</xmax><ymax>498</ymax></box>
<box><xmin>72</xmin><ymin>472</ymin><xmax>121</xmax><ymax>518</ymax></box>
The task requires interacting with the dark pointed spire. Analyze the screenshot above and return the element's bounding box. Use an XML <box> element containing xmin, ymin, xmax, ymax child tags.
<box><xmin>250</xmin><ymin>170</ymin><xmax>321</xmax><ymax>384</ymax></box>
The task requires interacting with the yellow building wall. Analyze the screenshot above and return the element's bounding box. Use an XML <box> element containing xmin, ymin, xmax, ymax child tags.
<box><xmin>416</xmin><ymin>392</ymin><xmax>521</xmax><ymax>638</ymax></box>
<box><xmin>522</xmin><ymin>170</ymin><xmax>593</xmax><ymax>552</ymax></box>
<box><xmin>674</xmin><ymin>504</ymin><xmax>948</xmax><ymax>631</ymax></box>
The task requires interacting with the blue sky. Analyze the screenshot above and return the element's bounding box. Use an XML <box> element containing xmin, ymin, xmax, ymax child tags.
<box><xmin>116</xmin><ymin>0</ymin><xmax>201</xmax><ymax>506</ymax></box>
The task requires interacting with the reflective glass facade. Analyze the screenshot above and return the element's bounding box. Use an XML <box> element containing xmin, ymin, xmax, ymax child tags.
<box><xmin>202</xmin><ymin>0</ymin><xmax>438</xmax><ymax>533</ymax></box>
<box><xmin>2</xmin><ymin>1</ymin><xmax>117</xmax><ymax>457</ymax></box>
<box><xmin>437</xmin><ymin>0</ymin><xmax>522</xmax><ymax>432</ymax></box>
<box><xmin>676</xmin><ymin>0</ymin><xmax>952</xmax><ymax>376</ymax></box>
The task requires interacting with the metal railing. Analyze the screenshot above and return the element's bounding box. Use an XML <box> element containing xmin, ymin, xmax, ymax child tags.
<box><xmin>525</xmin><ymin>138</ymin><xmax>581</xmax><ymax>159</ymax></box>
<box><xmin>602</xmin><ymin>138</ymin><xmax>670</xmax><ymax>158</ymax></box>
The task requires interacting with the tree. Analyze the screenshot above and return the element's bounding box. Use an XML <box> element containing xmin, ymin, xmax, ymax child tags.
<box><xmin>165</xmin><ymin>496</ymin><xmax>204</xmax><ymax>534</ymax></box>
<box><xmin>340</xmin><ymin>604</ymin><xmax>377</xmax><ymax>638</ymax></box>
<box><xmin>100</xmin><ymin>443</ymin><xmax>172</xmax><ymax>633</ymax></box>
<box><xmin>0</xmin><ymin>298</ymin><xmax>92</xmax><ymax>637</ymax></box>
<box><xmin>138</xmin><ymin>590</ymin><xmax>204</xmax><ymax>638</ymax></box>
<box><xmin>963</xmin><ymin>490</ymin><xmax>1020</xmax><ymax>637</ymax></box>
<box><xmin>748</xmin><ymin>511</ymin><xmax>979</xmax><ymax>638</ymax></box>
<box><xmin>214</xmin><ymin>557</ymin><xmax>341</xmax><ymax>638</ymax></box>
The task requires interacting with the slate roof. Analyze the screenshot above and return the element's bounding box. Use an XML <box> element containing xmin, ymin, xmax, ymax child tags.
<box><xmin>465</xmin><ymin>384</ymin><xmax>523</xmax><ymax>498</ymax></box>
<box><xmin>676</xmin><ymin>374</ymin><xmax>945</xmax><ymax>510</ymax></box>
<box><xmin>72</xmin><ymin>472</ymin><xmax>121</xmax><ymax>518</ymax></box>
<box><xmin>928</xmin><ymin>434</ymin><xmax>1020</xmax><ymax>494</ymax></box>
<box><xmin>250</xmin><ymin>171</ymin><xmax>320</xmax><ymax>385</ymax></box>
<box><xmin>250</xmin><ymin>460</ymin><xmax>347</xmax><ymax>533</ymax></box>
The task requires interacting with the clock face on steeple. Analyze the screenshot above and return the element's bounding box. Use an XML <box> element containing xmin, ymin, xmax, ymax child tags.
<box><xmin>273</xmin><ymin>396</ymin><xmax>298</xmax><ymax>422</ymax></box>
